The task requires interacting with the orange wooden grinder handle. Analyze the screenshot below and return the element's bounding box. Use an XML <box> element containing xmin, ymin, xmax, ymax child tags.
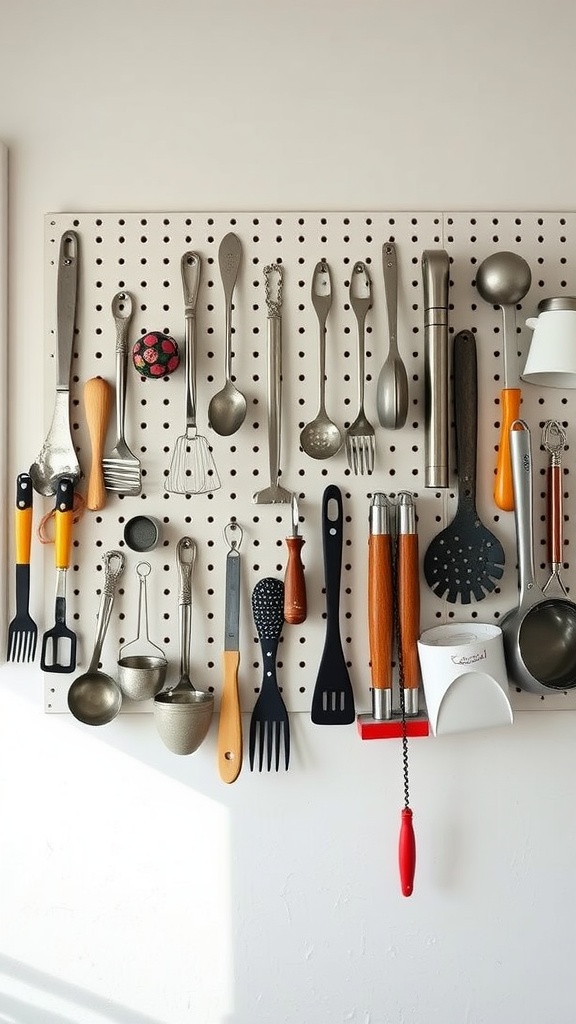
<box><xmin>398</xmin><ymin>533</ymin><xmax>420</xmax><ymax>689</ymax></box>
<box><xmin>495</xmin><ymin>388</ymin><xmax>521</xmax><ymax>512</ymax></box>
<box><xmin>368</xmin><ymin>534</ymin><xmax>393</xmax><ymax>691</ymax></box>
<box><xmin>217</xmin><ymin>650</ymin><xmax>243</xmax><ymax>784</ymax></box>
<box><xmin>84</xmin><ymin>377</ymin><xmax>113</xmax><ymax>511</ymax></box>
<box><xmin>284</xmin><ymin>536</ymin><xmax>307</xmax><ymax>625</ymax></box>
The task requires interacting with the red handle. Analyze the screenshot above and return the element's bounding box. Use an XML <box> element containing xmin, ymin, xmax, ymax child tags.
<box><xmin>548</xmin><ymin>463</ymin><xmax>563</xmax><ymax>567</ymax></box>
<box><xmin>284</xmin><ymin>536</ymin><xmax>307</xmax><ymax>624</ymax></box>
<box><xmin>399</xmin><ymin>808</ymin><xmax>416</xmax><ymax>897</ymax></box>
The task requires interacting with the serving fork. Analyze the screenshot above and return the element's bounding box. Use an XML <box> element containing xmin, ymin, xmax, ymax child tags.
<box><xmin>345</xmin><ymin>261</ymin><xmax>375</xmax><ymax>475</ymax></box>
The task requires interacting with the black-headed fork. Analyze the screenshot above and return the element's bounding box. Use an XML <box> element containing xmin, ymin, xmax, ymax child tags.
<box><xmin>249</xmin><ymin>577</ymin><xmax>290</xmax><ymax>772</ymax></box>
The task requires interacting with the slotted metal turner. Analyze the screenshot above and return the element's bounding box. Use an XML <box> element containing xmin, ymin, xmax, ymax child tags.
<box><xmin>102</xmin><ymin>291</ymin><xmax>142</xmax><ymax>496</ymax></box>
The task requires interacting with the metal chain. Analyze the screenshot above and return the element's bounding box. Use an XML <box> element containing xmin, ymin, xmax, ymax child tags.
<box><xmin>392</xmin><ymin>521</ymin><xmax>410</xmax><ymax>810</ymax></box>
<box><xmin>263</xmin><ymin>263</ymin><xmax>283</xmax><ymax>318</ymax></box>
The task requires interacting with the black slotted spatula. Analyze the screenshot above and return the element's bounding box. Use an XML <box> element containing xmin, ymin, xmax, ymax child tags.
<box><xmin>311</xmin><ymin>485</ymin><xmax>356</xmax><ymax>724</ymax></box>
<box><xmin>424</xmin><ymin>329</ymin><xmax>505</xmax><ymax>604</ymax></box>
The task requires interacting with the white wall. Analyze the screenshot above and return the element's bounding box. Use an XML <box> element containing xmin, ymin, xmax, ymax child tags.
<box><xmin>1</xmin><ymin>2</ymin><xmax>576</xmax><ymax>1021</ymax></box>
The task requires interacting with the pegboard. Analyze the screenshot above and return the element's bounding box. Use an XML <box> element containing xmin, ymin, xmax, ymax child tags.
<box><xmin>38</xmin><ymin>211</ymin><xmax>576</xmax><ymax>717</ymax></box>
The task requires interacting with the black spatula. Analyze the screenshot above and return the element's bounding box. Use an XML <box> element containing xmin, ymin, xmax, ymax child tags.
<box><xmin>311</xmin><ymin>485</ymin><xmax>356</xmax><ymax>724</ymax></box>
<box><xmin>424</xmin><ymin>330</ymin><xmax>505</xmax><ymax>604</ymax></box>
<box><xmin>41</xmin><ymin>476</ymin><xmax>77</xmax><ymax>672</ymax></box>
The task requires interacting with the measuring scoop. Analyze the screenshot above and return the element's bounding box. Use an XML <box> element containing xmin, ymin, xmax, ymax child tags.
<box><xmin>30</xmin><ymin>231</ymin><xmax>81</xmax><ymax>496</ymax></box>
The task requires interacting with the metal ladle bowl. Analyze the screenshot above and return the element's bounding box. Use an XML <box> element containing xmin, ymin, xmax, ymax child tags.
<box><xmin>67</xmin><ymin>551</ymin><xmax>126</xmax><ymax>726</ymax></box>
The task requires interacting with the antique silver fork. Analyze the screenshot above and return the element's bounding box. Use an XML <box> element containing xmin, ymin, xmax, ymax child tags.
<box><xmin>346</xmin><ymin>261</ymin><xmax>375</xmax><ymax>475</ymax></box>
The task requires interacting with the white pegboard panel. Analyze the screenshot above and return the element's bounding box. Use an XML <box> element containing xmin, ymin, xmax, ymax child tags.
<box><xmin>37</xmin><ymin>211</ymin><xmax>576</xmax><ymax>716</ymax></box>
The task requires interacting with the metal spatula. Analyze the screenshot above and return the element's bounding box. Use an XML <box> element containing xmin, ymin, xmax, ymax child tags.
<box><xmin>102</xmin><ymin>291</ymin><xmax>142</xmax><ymax>496</ymax></box>
<box><xmin>311</xmin><ymin>485</ymin><xmax>356</xmax><ymax>725</ymax></box>
<box><xmin>424</xmin><ymin>330</ymin><xmax>505</xmax><ymax>603</ymax></box>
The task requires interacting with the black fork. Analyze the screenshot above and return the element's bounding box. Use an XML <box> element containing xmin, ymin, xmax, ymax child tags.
<box><xmin>7</xmin><ymin>474</ymin><xmax>38</xmax><ymax>663</ymax></box>
<box><xmin>249</xmin><ymin>577</ymin><xmax>290</xmax><ymax>771</ymax></box>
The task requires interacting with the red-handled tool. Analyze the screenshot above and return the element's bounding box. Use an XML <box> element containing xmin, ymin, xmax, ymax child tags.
<box><xmin>399</xmin><ymin>808</ymin><xmax>416</xmax><ymax>897</ymax></box>
<box><xmin>542</xmin><ymin>420</ymin><xmax>568</xmax><ymax>596</ymax></box>
<box><xmin>396</xmin><ymin>491</ymin><xmax>419</xmax><ymax>896</ymax></box>
<box><xmin>368</xmin><ymin>493</ymin><xmax>394</xmax><ymax>719</ymax></box>
<box><xmin>284</xmin><ymin>494</ymin><xmax>307</xmax><ymax>625</ymax></box>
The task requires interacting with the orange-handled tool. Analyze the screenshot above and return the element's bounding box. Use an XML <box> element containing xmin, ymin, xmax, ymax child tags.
<box><xmin>217</xmin><ymin>522</ymin><xmax>243</xmax><ymax>783</ymax></box>
<box><xmin>284</xmin><ymin>494</ymin><xmax>307</xmax><ymax>625</ymax></box>
<box><xmin>476</xmin><ymin>251</ymin><xmax>532</xmax><ymax>512</ymax></box>
<box><xmin>368</xmin><ymin>493</ymin><xmax>394</xmax><ymax>720</ymax></box>
<box><xmin>84</xmin><ymin>376</ymin><xmax>113</xmax><ymax>511</ymax></box>
<box><xmin>397</xmin><ymin>491</ymin><xmax>420</xmax><ymax>715</ymax></box>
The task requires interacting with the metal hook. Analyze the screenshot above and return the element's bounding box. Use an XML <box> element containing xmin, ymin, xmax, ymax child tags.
<box><xmin>224</xmin><ymin>520</ymin><xmax>243</xmax><ymax>551</ymax></box>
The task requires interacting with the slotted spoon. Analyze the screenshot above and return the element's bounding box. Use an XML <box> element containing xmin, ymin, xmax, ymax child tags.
<box><xmin>424</xmin><ymin>330</ymin><xmax>505</xmax><ymax>603</ymax></box>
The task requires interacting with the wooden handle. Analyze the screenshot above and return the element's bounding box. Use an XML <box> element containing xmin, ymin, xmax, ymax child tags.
<box><xmin>368</xmin><ymin>534</ymin><xmax>393</xmax><ymax>690</ymax></box>
<box><xmin>84</xmin><ymin>377</ymin><xmax>113</xmax><ymax>511</ymax></box>
<box><xmin>217</xmin><ymin>650</ymin><xmax>243</xmax><ymax>784</ymax></box>
<box><xmin>494</xmin><ymin>388</ymin><xmax>522</xmax><ymax>512</ymax></box>
<box><xmin>284</xmin><ymin>536</ymin><xmax>307</xmax><ymax>624</ymax></box>
<box><xmin>398</xmin><ymin>533</ymin><xmax>420</xmax><ymax>690</ymax></box>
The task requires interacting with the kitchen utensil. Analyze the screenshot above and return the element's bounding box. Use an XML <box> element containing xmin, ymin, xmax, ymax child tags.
<box><xmin>424</xmin><ymin>330</ymin><xmax>505</xmax><ymax>603</ymax></box>
<box><xmin>217</xmin><ymin>521</ymin><xmax>243</xmax><ymax>783</ymax></box>
<box><xmin>117</xmin><ymin>561</ymin><xmax>167</xmax><ymax>701</ymax></box>
<box><xmin>542</xmin><ymin>419</ymin><xmax>568</xmax><ymax>596</ymax></box>
<box><xmin>40</xmin><ymin>476</ymin><xmax>77</xmax><ymax>673</ymax></box>
<box><xmin>501</xmin><ymin>420</ymin><xmax>576</xmax><ymax>693</ymax></box>
<box><xmin>397</xmin><ymin>491</ymin><xmax>421</xmax><ymax>715</ymax></box>
<box><xmin>475</xmin><ymin>251</ymin><xmax>532</xmax><ymax>511</ymax></box>
<box><xmin>153</xmin><ymin>537</ymin><xmax>214</xmax><ymax>754</ymax></box>
<box><xmin>123</xmin><ymin>515</ymin><xmax>160</xmax><ymax>552</ymax></box>
<box><xmin>208</xmin><ymin>233</ymin><xmax>246</xmax><ymax>436</ymax></box>
<box><xmin>345</xmin><ymin>261</ymin><xmax>375</xmax><ymax>475</ymax></box>
<box><xmin>7</xmin><ymin>473</ymin><xmax>37</xmax><ymax>662</ymax></box>
<box><xmin>523</xmin><ymin>297</ymin><xmax>576</xmax><ymax>387</ymax></box>
<box><xmin>252</xmin><ymin>263</ymin><xmax>291</xmax><ymax>502</ymax></box>
<box><xmin>368</xmin><ymin>493</ymin><xmax>394</xmax><ymax>720</ymax></box>
<box><xmin>311</xmin><ymin>485</ymin><xmax>356</xmax><ymax>724</ymax></box>
<box><xmin>376</xmin><ymin>241</ymin><xmax>409</xmax><ymax>430</ymax></box>
<box><xmin>102</xmin><ymin>291</ymin><xmax>142</xmax><ymax>496</ymax></box>
<box><xmin>67</xmin><ymin>550</ymin><xmax>126</xmax><ymax>725</ymax></box>
<box><xmin>30</xmin><ymin>231</ymin><xmax>81</xmax><ymax>497</ymax></box>
<box><xmin>83</xmin><ymin>376</ymin><xmax>113</xmax><ymax>511</ymax></box>
<box><xmin>166</xmin><ymin>252</ymin><xmax>220</xmax><ymax>494</ymax></box>
<box><xmin>249</xmin><ymin>576</ymin><xmax>290</xmax><ymax>771</ymax></box>
<box><xmin>300</xmin><ymin>260</ymin><xmax>343</xmax><ymax>459</ymax></box>
<box><xmin>283</xmin><ymin>494</ymin><xmax>307</xmax><ymax>625</ymax></box>
<box><xmin>422</xmin><ymin>249</ymin><xmax>450</xmax><ymax>488</ymax></box>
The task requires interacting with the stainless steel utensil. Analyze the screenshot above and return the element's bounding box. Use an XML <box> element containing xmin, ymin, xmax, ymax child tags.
<box><xmin>117</xmin><ymin>562</ymin><xmax>167</xmax><ymax>701</ymax></box>
<box><xmin>249</xmin><ymin>576</ymin><xmax>290</xmax><ymax>771</ymax></box>
<box><xmin>476</xmin><ymin>251</ymin><xmax>532</xmax><ymax>511</ymax></box>
<box><xmin>376</xmin><ymin>241</ymin><xmax>409</xmax><ymax>430</ymax></box>
<box><xmin>345</xmin><ymin>261</ymin><xmax>375</xmax><ymax>475</ymax></box>
<box><xmin>7</xmin><ymin>473</ymin><xmax>37</xmax><ymax>663</ymax></box>
<box><xmin>153</xmin><ymin>537</ymin><xmax>214</xmax><ymax>754</ymax></box>
<box><xmin>30</xmin><ymin>231</ymin><xmax>81</xmax><ymax>496</ymax></box>
<box><xmin>252</xmin><ymin>263</ymin><xmax>291</xmax><ymax>502</ymax></box>
<box><xmin>542</xmin><ymin>419</ymin><xmax>568</xmax><ymax>596</ymax></box>
<box><xmin>166</xmin><ymin>252</ymin><xmax>220</xmax><ymax>494</ymax></box>
<box><xmin>208</xmin><ymin>233</ymin><xmax>247</xmax><ymax>436</ymax></box>
<box><xmin>421</xmin><ymin>249</ymin><xmax>450</xmax><ymax>488</ymax></box>
<box><xmin>217</xmin><ymin>521</ymin><xmax>243</xmax><ymax>783</ymax></box>
<box><xmin>67</xmin><ymin>551</ymin><xmax>126</xmax><ymax>725</ymax></box>
<box><xmin>102</xmin><ymin>291</ymin><xmax>142</xmax><ymax>496</ymax></box>
<box><xmin>500</xmin><ymin>421</ymin><xmax>576</xmax><ymax>693</ymax></box>
<box><xmin>300</xmin><ymin>260</ymin><xmax>342</xmax><ymax>460</ymax></box>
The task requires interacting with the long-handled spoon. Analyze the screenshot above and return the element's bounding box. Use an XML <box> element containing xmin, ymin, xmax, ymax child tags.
<box><xmin>208</xmin><ymin>233</ymin><xmax>247</xmax><ymax>436</ymax></box>
<box><xmin>300</xmin><ymin>260</ymin><xmax>342</xmax><ymax>459</ymax></box>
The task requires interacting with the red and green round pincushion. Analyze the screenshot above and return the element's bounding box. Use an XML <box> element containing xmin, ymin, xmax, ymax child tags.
<box><xmin>132</xmin><ymin>332</ymin><xmax>180</xmax><ymax>378</ymax></box>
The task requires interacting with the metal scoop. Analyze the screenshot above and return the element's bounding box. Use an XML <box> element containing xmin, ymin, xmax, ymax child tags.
<box><xmin>117</xmin><ymin>562</ymin><xmax>167</xmax><ymax>701</ymax></box>
<box><xmin>30</xmin><ymin>231</ymin><xmax>81</xmax><ymax>496</ymax></box>
<box><xmin>67</xmin><ymin>551</ymin><xmax>126</xmax><ymax>726</ymax></box>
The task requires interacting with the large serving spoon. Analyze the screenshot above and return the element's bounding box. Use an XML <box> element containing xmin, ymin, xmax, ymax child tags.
<box><xmin>208</xmin><ymin>233</ymin><xmax>247</xmax><ymax>436</ymax></box>
<box><xmin>300</xmin><ymin>260</ymin><xmax>342</xmax><ymax>459</ymax></box>
<box><xmin>475</xmin><ymin>251</ymin><xmax>532</xmax><ymax>511</ymax></box>
<box><xmin>376</xmin><ymin>241</ymin><xmax>409</xmax><ymax>429</ymax></box>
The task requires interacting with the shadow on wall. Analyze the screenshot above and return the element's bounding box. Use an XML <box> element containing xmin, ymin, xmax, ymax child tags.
<box><xmin>0</xmin><ymin>953</ymin><xmax>165</xmax><ymax>1024</ymax></box>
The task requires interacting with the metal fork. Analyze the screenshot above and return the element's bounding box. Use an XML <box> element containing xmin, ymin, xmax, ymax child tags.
<box><xmin>346</xmin><ymin>261</ymin><xmax>375</xmax><ymax>475</ymax></box>
<box><xmin>249</xmin><ymin>577</ymin><xmax>290</xmax><ymax>771</ymax></box>
<box><xmin>7</xmin><ymin>473</ymin><xmax>38</xmax><ymax>663</ymax></box>
<box><xmin>102</xmin><ymin>291</ymin><xmax>142</xmax><ymax>496</ymax></box>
